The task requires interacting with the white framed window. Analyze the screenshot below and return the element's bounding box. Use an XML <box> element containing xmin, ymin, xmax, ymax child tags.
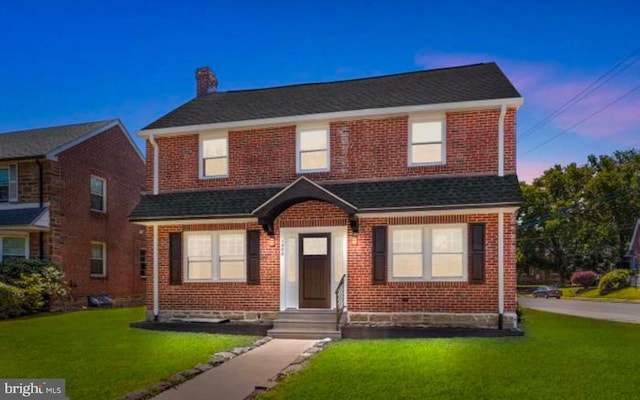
<box><xmin>389</xmin><ymin>224</ymin><xmax>467</xmax><ymax>281</ymax></box>
<box><xmin>0</xmin><ymin>236</ymin><xmax>28</xmax><ymax>262</ymax></box>
<box><xmin>297</xmin><ymin>126</ymin><xmax>329</xmax><ymax>172</ymax></box>
<box><xmin>90</xmin><ymin>175</ymin><xmax>106</xmax><ymax>212</ymax></box>
<box><xmin>408</xmin><ymin>118</ymin><xmax>445</xmax><ymax>166</ymax></box>
<box><xmin>200</xmin><ymin>133</ymin><xmax>229</xmax><ymax>178</ymax></box>
<box><xmin>184</xmin><ymin>231</ymin><xmax>246</xmax><ymax>282</ymax></box>
<box><xmin>90</xmin><ymin>242</ymin><xmax>107</xmax><ymax>277</ymax></box>
<box><xmin>0</xmin><ymin>164</ymin><xmax>18</xmax><ymax>202</ymax></box>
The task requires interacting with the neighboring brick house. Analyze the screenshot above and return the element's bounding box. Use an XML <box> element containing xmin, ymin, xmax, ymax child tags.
<box><xmin>130</xmin><ymin>63</ymin><xmax>523</xmax><ymax>336</ymax></box>
<box><xmin>0</xmin><ymin>120</ymin><xmax>147</xmax><ymax>304</ymax></box>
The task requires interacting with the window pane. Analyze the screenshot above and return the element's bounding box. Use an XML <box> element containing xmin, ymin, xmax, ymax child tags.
<box><xmin>412</xmin><ymin>143</ymin><xmax>442</xmax><ymax>164</ymax></box>
<box><xmin>3</xmin><ymin>237</ymin><xmax>26</xmax><ymax>256</ymax></box>
<box><xmin>432</xmin><ymin>228</ymin><xmax>463</xmax><ymax>253</ymax></box>
<box><xmin>188</xmin><ymin>235</ymin><xmax>211</xmax><ymax>258</ymax></box>
<box><xmin>299</xmin><ymin>129</ymin><xmax>328</xmax><ymax>151</ymax></box>
<box><xmin>220</xmin><ymin>260</ymin><xmax>245</xmax><ymax>280</ymax></box>
<box><xmin>204</xmin><ymin>157</ymin><xmax>228</xmax><ymax>176</ymax></box>
<box><xmin>219</xmin><ymin>233</ymin><xmax>244</xmax><ymax>257</ymax></box>
<box><xmin>0</xmin><ymin>187</ymin><xmax>7</xmax><ymax>202</ymax></box>
<box><xmin>90</xmin><ymin>177</ymin><xmax>104</xmax><ymax>195</ymax></box>
<box><xmin>412</xmin><ymin>121</ymin><xmax>442</xmax><ymax>143</ymax></box>
<box><xmin>91</xmin><ymin>194</ymin><xmax>104</xmax><ymax>211</ymax></box>
<box><xmin>90</xmin><ymin>260</ymin><xmax>105</xmax><ymax>275</ymax></box>
<box><xmin>432</xmin><ymin>254</ymin><xmax>463</xmax><ymax>277</ymax></box>
<box><xmin>91</xmin><ymin>244</ymin><xmax>104</xmax><ymax>259</ymax></box>
<box><xmin>300</xmin><ymin>150</ymin><xmax>328</xmax><ymax>170</ymax></box>
<box><xmin>303</xmin><ymin>237</ymin><xmax>327</xmax><ymax>255</ymax></box>
<box><xmin>203</xmin><ymin>138</ymin><xmax>228</xmax><ymax>158</ymax></box>
<box><xmin>188</xmin><ymin>261</ymin><xmax>212</xmax><ymax>280</ymax></box>
<box><xmin>392</xmin><ymin>229</ymin><xmax>422</xmax><ymax>253</ymax></box>
<box><xmin>392</xmin><ymin>254</ymin><xmax>423</xmax><ymax>277</ymax></box>
<box><xmin>0</xmin><ymin>169</ymin><xmax>8</xmax><ymax>185</ymax></box>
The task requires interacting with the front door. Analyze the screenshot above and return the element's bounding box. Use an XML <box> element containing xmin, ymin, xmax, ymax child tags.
<box><xmin>299</xmin><ymin>233</ymin><xmax>331</xmax><ymax>308</ymax></box>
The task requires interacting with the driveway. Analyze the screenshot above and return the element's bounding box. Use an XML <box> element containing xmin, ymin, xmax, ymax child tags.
<box><xmin>519</xmin><ymin>297</ymin><xmax>640</xmax><ymax>324</ymax></box>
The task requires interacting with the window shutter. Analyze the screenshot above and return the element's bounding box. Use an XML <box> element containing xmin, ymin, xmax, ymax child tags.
<box><xmin>469</xmin><ymin>223</ymin><xmax>486</xmax><ymax>284</ymax></box>
<box><xmin>169</xmin><ymin>232</ymin><xmax>182</xmax><ymax>285</ymax></box>
<box><xmin>247</xmin><ymin>230</ymin><xmax>260</xmax><ymax>285</ymax></box>
<box><xmin>372</xmin><ymin>226</ymin><xmax>387</xmax><ymax>285</ymax></box>
<box><xmin>8</xmin><ymin>164</ymin><xmax>18</xmax><ymax>202</ymax></box>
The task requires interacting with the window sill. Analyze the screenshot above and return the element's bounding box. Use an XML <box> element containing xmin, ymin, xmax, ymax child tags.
<box><xmin>388</xmin><ymin>278</ymin><xmax>467</xmax><ymax>283</ymax></box>
<box><xmin>408</xmin><ymin>162</ymin><xmax>446</xmax><ymax>168</ymax></box>
<box><xmin>199</xmin><ymin>175</ymin><xmax>229</xmax><ymax>180</ymax></box>
<box><xmin>183</xmin><ymin>280</ymin><xmax>247</xmax><ymax>284</ymax></box>
<box><xmin>90</xmin><ymin>275</ymin><xmax>107</xmax><ymax>280</ymax></box>
<box><xmin>90</xmin><ymin>209</ymin><xmax>107</xmax><ymax>214</ymax></box>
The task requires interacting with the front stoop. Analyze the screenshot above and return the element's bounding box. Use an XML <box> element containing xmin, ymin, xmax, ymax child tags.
<box><xmin>267</xmin><ymin>309</ymin><xmax>344</xmax><ymax>339</ymax></box>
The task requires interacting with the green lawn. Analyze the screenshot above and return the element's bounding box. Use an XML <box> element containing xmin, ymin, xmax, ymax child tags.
<box><xmin>0</xmin><ymin>307</ymin><xmax>256</xmax><ymax>400</ymax></box>
<box><xmin>261</xmin><ymin>310</ymin><xmax>640</xmax><ymax>400</ymax></box>
<box><xmin>560</xmin><ymin>286</ymin><xmax>640</xmax><ymax>301</ymax></box>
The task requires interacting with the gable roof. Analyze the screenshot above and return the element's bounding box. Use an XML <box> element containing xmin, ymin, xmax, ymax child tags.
<box><xmin>0</xmin><ymin>119</ymin><xmax>143</xmax><ymax>162</ymax></box>
<box><xmin>143</xmin><ymin>63</ymin><xmax>521</xmax><ymax>132</ymax></box>
<box><xmin>129</xmin><ymin>174</ymin><xmax>522</xmax><ymax>222</ymax></box>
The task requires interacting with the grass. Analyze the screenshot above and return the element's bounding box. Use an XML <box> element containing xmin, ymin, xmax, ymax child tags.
<box><xmin>0</xmin><ymin>307</ymin><xmax>257</xmax><ymax>400</ymax></box>
<box><xmin>560</xmin><ymin>286</ymin><xmax>640</xmax><ymax>301</ymax></box>
<box><xmin>261</xmin><ymin>310</ymin><xmax>640</xmax><ymax>400</ymax></box>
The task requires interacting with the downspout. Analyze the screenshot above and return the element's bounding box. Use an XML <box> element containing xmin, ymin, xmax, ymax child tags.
<box><xmin>498</xmin><ymin>104</ymin><xmax>507</xmax><ymax>177</ymax></box>
<box><xmin>153</xmin><ymin>224</ymin><xmax>159</xmax><ymax>321</ymax></box>
<box><xmin>149</xmin><ymin>135</ymin><xmax>159</xmax><ymax>195</ymax></box>
<box><xmin>498</xmin><ymin>212</ymin><xmax>505</xmax><ymax>329</ymax></box>
<box><xmin>36</xmin><ymin>159</ymin><xmax>44</xmax><ymax>260</ymax></box>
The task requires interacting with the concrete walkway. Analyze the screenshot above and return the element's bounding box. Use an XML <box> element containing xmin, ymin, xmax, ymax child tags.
<box><xmin>520</xmin><ymin>297</ymin><xmax>640</xmax><ymax>324</ymax></box>
<box><xmin>154</xmin><ymin>339</ymin><xmax>316</xmax><ymax>400</ymax></box>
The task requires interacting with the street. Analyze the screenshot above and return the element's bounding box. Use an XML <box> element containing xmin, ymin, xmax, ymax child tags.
<box><xmin>519</xmin><ymin>297</ymin><xmax>640</xmax><ymax>324</ymax></box>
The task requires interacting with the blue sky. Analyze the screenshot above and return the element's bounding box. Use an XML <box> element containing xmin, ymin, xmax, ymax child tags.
<box><xmin>1</xmin><ymin>0</ymin><xmax>638</xmax><ymax>181</ymax></box>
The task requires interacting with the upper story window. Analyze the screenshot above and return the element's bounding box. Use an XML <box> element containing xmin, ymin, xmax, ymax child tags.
<box><xmin>200</xmin><ymin>134</ymin><xmax>229</xmax><ymax>178</ymax></box>
<box><xmin>0</xmin><ymin>164</ymin><xmax>18</xmax><ymax>202</ymax></box>
<box><xmin>297</xmin><ymin>126</ymin><xmax>329</xmax><ymax>173</ymax></box>
<box><xmin>90</xmin><ymin>175</ymin><xmax>106</xmax><ymax>212</ymax></box>
<box><xmin>184</xmin><ymin>231</ymin><xmax>246</xmax><ymax>282</ymax></box>
<box><xmin>409</xmin><ymin>119</ymin><xmax>445</xmax><ymax>166</ymax></box>
<box><xmin>389</xmin><ymin>224</ymin><xmax>467</xmax><ymax>281</ymax></box>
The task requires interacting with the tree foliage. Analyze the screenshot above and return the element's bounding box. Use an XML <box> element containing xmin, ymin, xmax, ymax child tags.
<box><xmin>518</xmin><ymin>149</ymin><xmax>640</xmax><ymax>279</ymax></box>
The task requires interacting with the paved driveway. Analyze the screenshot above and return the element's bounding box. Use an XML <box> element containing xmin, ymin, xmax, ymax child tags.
<box><xmin>519</xmin><ymin>297</ymin><xmax>640</xmax><ymax>324</ymax></box>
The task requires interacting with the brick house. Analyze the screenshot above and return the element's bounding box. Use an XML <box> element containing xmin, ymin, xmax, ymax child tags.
<box><xmin>130</xmin><ymin>63</ymin><xmax>523</xmax><ymax>336</ymax></box>
<box><xmin>0</xmin><ymin>120</ymin><xmax>147</xmax><ymax>304</ymax></box>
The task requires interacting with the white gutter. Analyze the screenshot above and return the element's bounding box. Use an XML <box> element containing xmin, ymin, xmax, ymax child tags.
<box><xmin>498</xmin><ymin>211</ymin><xmax>505</xmax><ymax>328</ymax></box>
<box><xmin>149</xmin><ymin>135</ymin><xmax>159</xmax><ymax>195</ymax></box>
<box><xmin>138</xmin><ymin>97</ymin><xmax>524</xmax><ymax>138</ymax></box>
<box><xmin>152</xmin><ymin>224</ymin><xmax>159</xmax><ymax>319</ymax></box>
<box><xmin>498</xmin><ymin>104</ymin><xmax>507</xmax><ymax>177</ymax></box>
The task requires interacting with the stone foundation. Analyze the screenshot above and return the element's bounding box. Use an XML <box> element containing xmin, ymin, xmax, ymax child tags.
<box><xmin>347</xmin><ymin>312</ymin><xmax>518</xmax><ymax>329</ymax></box>
<box><xmin>150</xmin><ymin>309</ymin><xmax>279</xmax><ymax>322</ymax></box>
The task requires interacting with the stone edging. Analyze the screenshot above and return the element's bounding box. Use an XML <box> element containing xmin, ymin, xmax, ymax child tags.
<box><xmin>245</xmin><ymin>338</ymin><xmax>333</xmax><ymax>399</ymax></box>
<box><xmin>120</xmin><ymin>336</ymin><xmax>273</xmax><ymax>400</ymax></box>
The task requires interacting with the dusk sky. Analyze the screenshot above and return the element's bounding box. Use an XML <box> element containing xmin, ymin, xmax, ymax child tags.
<box><xmin>1</xmin><ymin>0</ymin><xmax>638</xmax><ymax>182</ymax></box>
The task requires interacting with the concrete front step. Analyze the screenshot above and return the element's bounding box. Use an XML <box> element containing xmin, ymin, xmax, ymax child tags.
<box><xmin>268</xmin><ymin>309</ymin><xmax>344</xmax><ymax>339</ymax></box>
<box><xmin>267</xmin><ymin>329</ymin><xmax>342</xmax><ymax>340</ymax></box>
<box><xmin>272</xmin><ymin>320</ymin><xmax>339</xmax><ymax>331</ymax></box>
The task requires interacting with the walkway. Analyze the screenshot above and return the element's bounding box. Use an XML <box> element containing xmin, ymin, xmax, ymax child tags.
<box><xmin>154</xmin><ymin>339</ymin><xmax>316</xmax><ymax>400</ymax></box>
<box><xmin>520</xmin><ymin>297</ymin><xmax>640</xmax><ymax>324</ymax></box>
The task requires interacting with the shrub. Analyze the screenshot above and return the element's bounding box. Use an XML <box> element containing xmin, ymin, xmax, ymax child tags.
<box><xmin>570</xmin><ymin>271</ymin><xmax>597</xmax><ymax>289</ymax></box>
<box><xmin>0</xmin><ymin>282</ymin><xmax>24</xmax><ymax>318</ymax></box>
<box><xmin>13</xmin><ymin>267</ymin><xmax>71</xmax><ymax>312</ymax></box>
<box><xmin>0</xmin><ymin>259</ymin><xmax>54</xmax><ymax>283</ymax></box>
<box><xmin>598</xmin><ymin>269</ymin><xmax>631</xmax><ymax>295</ymax></box>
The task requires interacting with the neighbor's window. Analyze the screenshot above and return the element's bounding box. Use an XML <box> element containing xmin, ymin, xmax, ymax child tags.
<box><xmin>297</xmin><ymin>127</ymin><xmax>329</xmax><ymax>172</ymax></box>
<box><xmin>0</xmin><ymin>164</ymin><xmax>18</xmax><ymax>202</ymax></box>
<box><xmin>90</xmin><ymin>175</ymin><xmax>106</xmax><ymax>212</ymax></box>
<box><xmin>1</xmin><ymin>236</ymin><xmax>27</xmax><ymax>261</ymax></box>
<box><xmin>139</xmin><ymin>249</ymin><xmax>147</xmax><ymax>278</ymax></box>
<box><xmin>90</xmin><ymin>242</ymin><xmax>107</xmax><ymax>277</ymax></box>
<box><xmin>185</xmin><ymin>232</ymin><xmax>246</xmax><ymax>282</ymax></box>
<box><xmin>409</xmin><ymin>120</ymin><xmax>444</xmax><ymax>165</ymax></box>
<box><xmin>201</xmin><ymin>135</ymin><xmax>228</xmax><ymax>178</ymax></box>
<box><xmin>390</xmin><ymin>225</ymin><xmax>466</xmax><ymax>281</ymax></box>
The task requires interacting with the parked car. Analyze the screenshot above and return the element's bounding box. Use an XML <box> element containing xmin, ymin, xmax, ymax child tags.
<box><xmin>532</xmin><ymin>286</ymin><xmax>562</xmax><ymax>299</ymax></box>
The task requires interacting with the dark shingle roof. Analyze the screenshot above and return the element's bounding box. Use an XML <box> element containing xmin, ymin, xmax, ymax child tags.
<box><xmin>0</xmin><ymin>120</ymin><xmax>114</xmax><ymax>160</ymax></box>
<box><xmin>144</xmin><ymin>63</ymin><xmax>521</xmax><ymax>130</ymax></box>
<box><xmin>129</xmin><ymin>175</ymin><xmax>521</xmax><ymax>221</ymax></box>
<box><xmin>0</xmin><ymin>207</ymin><xmax>47</xmax><ymax>227</ymax></box>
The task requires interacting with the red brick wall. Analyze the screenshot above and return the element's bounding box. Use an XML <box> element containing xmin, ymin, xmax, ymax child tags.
<box><xmin>149</xmin><ymin>108</ymin><xmax>517</xmax><ymax>192</ymax></box>
<box><xmin>149</xmin><ymin>201</ymin><xmax>517</xmax><ymax>315</ymax></box>
<box><xmin>54</xmin><ymin>126</ymin><xmax>147</xmax><ymax>302</ymax></box>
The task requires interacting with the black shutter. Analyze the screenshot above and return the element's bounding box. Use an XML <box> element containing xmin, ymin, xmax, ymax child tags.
<box><xmin>469</xmin><ymin>224</ymin><xmax>486</xmax><ymax>284</ymax></box>
<box><xmin>169</xmin><ymin>232</ymin><xmax>182</xmax><ymax>285</ymax></box>
<box><xmin>372</xmin><ymin>226</ymin><xmax>387</xmax><ymax>285</ymax></box>
<box><xmin>247</xmin><ymin>230</ymin><xmax>260</xmax><ymax>285</ymax></box>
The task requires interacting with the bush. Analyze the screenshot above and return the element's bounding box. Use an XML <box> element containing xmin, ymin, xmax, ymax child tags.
<box><xmin>570</xmin><ymin>271</ymin><xmax>597</xmax><ymax>289</ymax></box>
<box><xmin>598</xmin><ymin>269</ymin><xmax>631</xmax><ymax>295</ymax></box>
<box><xmin>12</xmin><ymin>267</ymin><xmax>71</xmax><ymax>312</ymax></box>
<box><xmin>0</xmin><ymin>259</ymin><xmax>54</xmax><ymax>283</ymax></box>
<box><xmin>0</xmin><ymin>282</ymin><xmax>24</xmax><ymax>318</ymax></box>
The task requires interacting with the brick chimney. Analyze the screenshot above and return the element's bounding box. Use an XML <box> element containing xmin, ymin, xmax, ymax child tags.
<box><xmin>195</xmin><ymin>66</ymin><xmax>218</xmax><ymax>97</ymax></box>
